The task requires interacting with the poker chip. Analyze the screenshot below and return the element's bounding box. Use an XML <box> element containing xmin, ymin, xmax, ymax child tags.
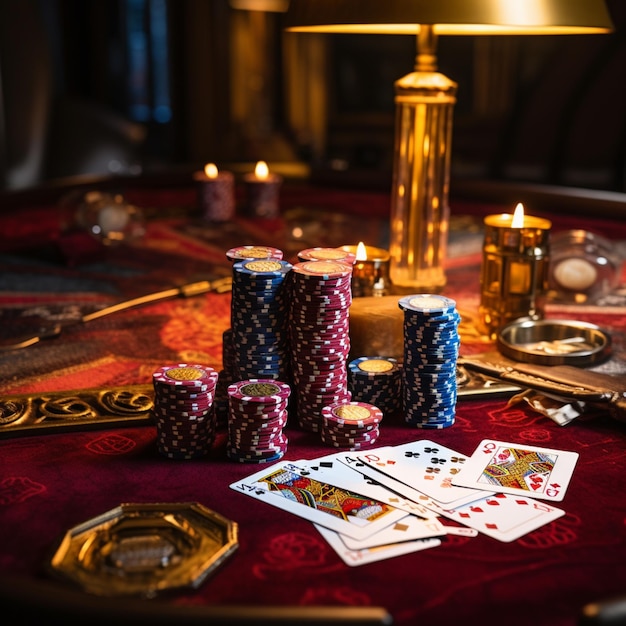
<box><xmin>399</xmin><ymin>294</ymin><xmax>460</xmax><ymax>428</ymax></box>
<box><xmin>226</xmin><ymin>245</ymin><xmax>284</xmax><ymax>262</ymax></box>
<box><xmin>297</xmin><ymin>247</ymin><xmax>357</xmax><ymax>265</ymax></box>
<box><xmin>151</xmin><ymin>363</ymin><xmax>220</xmax><ymax>458</ymax></box>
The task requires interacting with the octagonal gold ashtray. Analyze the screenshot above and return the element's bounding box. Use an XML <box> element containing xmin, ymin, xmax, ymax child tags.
<box><xmin>49</xmin><ymin>502</ymin><xmax>238</xmax><ymax>597</ymax></box>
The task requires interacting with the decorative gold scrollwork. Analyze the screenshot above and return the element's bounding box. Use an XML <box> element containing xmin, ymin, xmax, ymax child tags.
<box><xmin>0</xmin><ymin>384</ymin><xmax>154</xmax><ymax>437</ymax></box>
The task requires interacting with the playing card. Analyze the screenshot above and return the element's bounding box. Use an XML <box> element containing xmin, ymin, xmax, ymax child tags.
<box><xmin>337</xmin><ymin>450</ymin><xmax>450</xmax><ymax>516</ymax></box>
<box><xmin>314</xmin><ymin>524</ymin><xmax>442</xmax><ymax>566</ymax></box>
<box><xmin>451</xmin><ymin>439</ymin><xmax>579</xmax><ymax>501</ymax></box>
<box><xmin>295</xmin><ymin>452</ymin><xmax>438</xmax><ymax>519</ymax></box>
<box><xmin>443</xmin><ymin>492</ymin><xmax>565</xmax><ymax>542</ymax></box>
<box><xmin>229</xmin><ymin>460</ymin><xmax>407</xmax><ymax>540</ymax></box>
<box><xmin>355</xmin><ymin>441</ymin><xmax>494</xmax><ymax>506</ymax></box>
<box><xmin>338</xmin><ymin>513</ymin><xmax>446</xmax><ymax>550</ymax></box>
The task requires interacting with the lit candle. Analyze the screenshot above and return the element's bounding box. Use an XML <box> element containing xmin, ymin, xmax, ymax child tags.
<box><xmin>479</xmin><ymin>203</ymin><xmax>552</xmax><ymax>339</ymax></box>
<box><xmin>193</xmin><ymin>162</ymin><xmax>235</xmax><ymax>222</ymax></box>
<box><xmin>243</xmin><ymin>161</ymin><xmax>283</xmax><ymax>219</ymax></box>
<box><xmin>340</xmin><ymin>242</ymin><xmax>391</xmax><ymax>297</ymax></box>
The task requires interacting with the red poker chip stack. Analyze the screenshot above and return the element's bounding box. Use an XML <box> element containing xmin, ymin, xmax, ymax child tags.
<box><xmin>289</xmin><ymin>259</ymin><xmax>353</xmax><ymax>432</ymax></box>
<box><xmin>226</xmin><ymin>379</ymin><xmax>291</xmax><ymax>463</ymax></box>
<box><xmin>152</xmin><ymin>363</ymin><xmax>220</xmax><ymax>459</ymax></box>
<box><xmin>320</xmin><ymin>401</ymin><xmax>383</xmax><ymax>449</ymax></box>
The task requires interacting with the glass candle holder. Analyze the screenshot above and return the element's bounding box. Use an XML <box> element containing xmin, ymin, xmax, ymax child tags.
<box><xmin>479</xmin><ymin>211</ymin><xmax>552</xmax><ymax>339</ymax></box>
<box><xmin>547</xmin><ymin>229</ymin><xmax>623</xmax><ymax>304</ymax></box>
<box><xmin>340</xmin><ymin>244</ymin><xmax>391</xmax><ymax>297</ymax></box>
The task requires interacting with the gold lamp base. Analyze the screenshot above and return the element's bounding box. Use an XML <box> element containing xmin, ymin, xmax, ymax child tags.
<box><xmin>389</xmin><ymin>26</ymin><xmax>456</xmax><ymax>294</ymax></box>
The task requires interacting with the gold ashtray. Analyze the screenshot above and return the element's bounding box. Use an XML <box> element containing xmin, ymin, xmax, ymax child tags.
<box><xmin>497</xmin><ymin>319</ymin><xmax>612</xmax><ymax>366</ymax></box>
<box><xmin>49</xmin><ymin>502</ymin><xmax>238</xmax><ymax>597</ymax></box>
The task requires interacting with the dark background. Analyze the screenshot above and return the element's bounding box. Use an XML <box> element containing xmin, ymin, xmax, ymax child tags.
<box><xmin>0</xmin><ymin>0</ymin><xmax>624</xmax><ymax>193</ymax></box>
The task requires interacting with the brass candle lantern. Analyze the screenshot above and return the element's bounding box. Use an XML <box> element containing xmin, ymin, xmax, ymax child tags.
<box><xmin>479</xmin><ymin>204</ymin><xmax>552</xmax><ymax>339</ymax></box>
<box><xmin>341</xmin><ymin>243</ymin><xmax>391</xmax><ymax>297</ymax></box>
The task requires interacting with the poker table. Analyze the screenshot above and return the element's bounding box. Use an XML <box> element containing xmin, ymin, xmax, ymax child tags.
<box><xmin>1</xmin><ymin>176</ymin><xmax>625</xmax><ymax>626</ymax></box>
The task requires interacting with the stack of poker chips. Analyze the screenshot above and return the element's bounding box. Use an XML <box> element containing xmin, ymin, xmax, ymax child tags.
<box><xmin>226</xmin><ymin>379</ymin><xmax>290</xmax><ymax>463</ymax></box>
<box><xmin>347</xmin><ymin>356</ymin><xmax>402</xmax><ymax>417</ymax></box>
<box><xmin>289</xmin><ymin>259</ymin><xmax>353</xmax><ymax>432</ymax></box>
<box><xmin>320</xmin><ymin>401</ymin><xmax>382</xmax><ymax>449</ymax></box>
<box><xmin>398</xmin><ymin>294</ymin><xmax>461</xmax><ymax>428</ymax></box>
<box><xmin>152</xmin><ymin>363</ymin><xmax>219</xmax><ymax>459</ymax></box>
<box><xmin>230</xmin><ymin>257</ymin><xmax>292</xmax><ymax>382</ymax></box>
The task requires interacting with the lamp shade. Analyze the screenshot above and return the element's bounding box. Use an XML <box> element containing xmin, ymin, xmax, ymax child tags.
<box><xmin>285</xmin><ymin>0</ymin><xmax>614</xmax><ymax>34</ymax></box>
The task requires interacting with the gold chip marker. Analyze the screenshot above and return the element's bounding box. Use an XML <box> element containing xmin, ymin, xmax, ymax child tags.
<box><xmin>335</xmin><ymin>404</ymin><xmax>371</xmax><ymax>422</ymax></box>
<box><xmin>166</xmin><ymin>366</ymin><xmax>203</xmax><ymax>381</ymax></box>
<box><xmin>244</xmin><ymin>259</ymin><xmax>283</xmax><ymax>272</ymax></box>
<box><xmin>359</xmin><ymin>359</ymin><xmax>394</xmax><ymax>373</ymax></box>
<box><xmin>238</xmin><ymin>246</ymin><xmax>272</xmax><ymax>258</ymax></box>
<box><xmin>241</xmin><ymin>382</ymin><xmax>280</xmax><ymax>397</ymax></box>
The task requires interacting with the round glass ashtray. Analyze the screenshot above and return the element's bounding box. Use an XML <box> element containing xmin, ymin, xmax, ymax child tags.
<box><xmin>496</xmin><ymin>319</ymin><xmax>612</xmax><ymax>366</ymax></box>
<box><xmin>49</xmin><ymin>502</ymin><xmax>238</xmax><ymax>597</ymax></box>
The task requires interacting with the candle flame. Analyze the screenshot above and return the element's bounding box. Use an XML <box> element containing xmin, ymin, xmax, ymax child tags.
<box><xmin>204</xmin><ymin>163</ymin><xmax>218</xmax><ymax>178</ymax></box>
<box><xmin>356</xmin><ymin>242</ymin><xmax>367</xmax><ymax>261</ymax></box>
<box><xmin>255</xmin><ymin>161</ymin><xmax>269</xmax><ymax>180</ymax></box>
<box><xmin>511</xmin><ymin>203</ymin><xmax>525</xmax><ymax>228</ymax></box>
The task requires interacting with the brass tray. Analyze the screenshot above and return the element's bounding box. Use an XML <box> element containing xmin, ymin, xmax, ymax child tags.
<box><xmin>49</xmin><ymin>502</ymin><xmax>238</xmax><ymax>597</ymax></box>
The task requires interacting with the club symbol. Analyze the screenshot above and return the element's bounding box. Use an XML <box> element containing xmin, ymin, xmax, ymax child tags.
<box><xmin>451</xmin><ymin>456</ymin><xmax>465</xmax><ymax>464</ymax></box>
<box><xmin>430</xmin><ymin>457</ymin><xmax>447</xmax><ymax>465</ymax></box>
<box><xmin>425</xmin><ymin>467</ymin><xmax>440</xmax><ymax>474</ymax></box>
<box><xmin>424</xmin><ymin>447</ymin><xmax>439</xmax><ymax>454</ymax></box>
<box><xmin>404</xmin><ymin>451</ymin><xmax>421</xmax><ymax>458</ymax></box>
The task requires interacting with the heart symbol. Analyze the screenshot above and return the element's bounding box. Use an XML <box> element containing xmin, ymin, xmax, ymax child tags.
<box><xmin>486</xmin><ymin>499</ymin><xmax>500</xmax><ymax>506</ymax></box>
<box><xmin>470</xmin><ymin>506</ymin><xmax>483</xmax><ymax>512</ymax></box>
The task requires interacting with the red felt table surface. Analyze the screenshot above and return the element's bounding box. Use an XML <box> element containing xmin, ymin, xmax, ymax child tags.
<box><xmin>0</xmin><ymin>182</ymin><xmax>625</xmax><ymax>626</ymax></box>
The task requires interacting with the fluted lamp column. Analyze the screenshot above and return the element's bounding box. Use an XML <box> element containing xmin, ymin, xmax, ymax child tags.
<box><xmin>285</xmin><ymin>0</ymin><xmax>614</xmax><ymax>293</ymax></box>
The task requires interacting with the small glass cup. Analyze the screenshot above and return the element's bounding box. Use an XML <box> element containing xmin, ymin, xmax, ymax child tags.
<box><xmin>548</xmin><ymin>229</ymin><xmax>622</xmax><ymax>304</ymax></box>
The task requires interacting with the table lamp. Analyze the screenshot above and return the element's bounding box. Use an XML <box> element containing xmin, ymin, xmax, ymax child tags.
<box><xmin>285</xmin><ymin>0</ymin><xmax>614</xmax><ymax>294</ymax></box>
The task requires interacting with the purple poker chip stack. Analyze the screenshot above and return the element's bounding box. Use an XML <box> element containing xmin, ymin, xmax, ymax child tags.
<box><xmin>226</xmin><ymin>379</ymin><xmax>291</xmax><ymax>463</ymax></box>
<box><xmin>289</xmin><ymin>259</ymin><xmax>353</xmax><ymax>432</ymax></box>
<box><xmin>152</xmin><ymin>363</ymin><xmax>220</xmax><ymax>459</ymax></box>
<box><xmin>320</xmin><ymin>401</ymin><xmax>382</xmax><ymax>450</ymax></box>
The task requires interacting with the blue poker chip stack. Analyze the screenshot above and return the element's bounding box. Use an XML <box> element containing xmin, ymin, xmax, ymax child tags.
<box><xmin>347</xmin><ymin>356</ymin><xmax>402</xmax><ymax>416</ymax></box>
<box><xmin>399</xmin><ymin>294</ymin><xmax>461</xmax><ymax>428</ymax></box>
<box><xmin>230</xmin><ymin>258</ymin><xmax>292</xmax><ymax>382</ymax></box>
<box><xmin>289</xmin><ymin>259</ymin><xmax>353</xmax><ymax>432</ymax></box>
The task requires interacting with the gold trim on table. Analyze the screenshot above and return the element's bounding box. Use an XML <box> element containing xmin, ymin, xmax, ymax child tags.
<box><xmin>0</xmin><ymin>384</ymin><xmax>154</xmax><ymax>438</ymax></box>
